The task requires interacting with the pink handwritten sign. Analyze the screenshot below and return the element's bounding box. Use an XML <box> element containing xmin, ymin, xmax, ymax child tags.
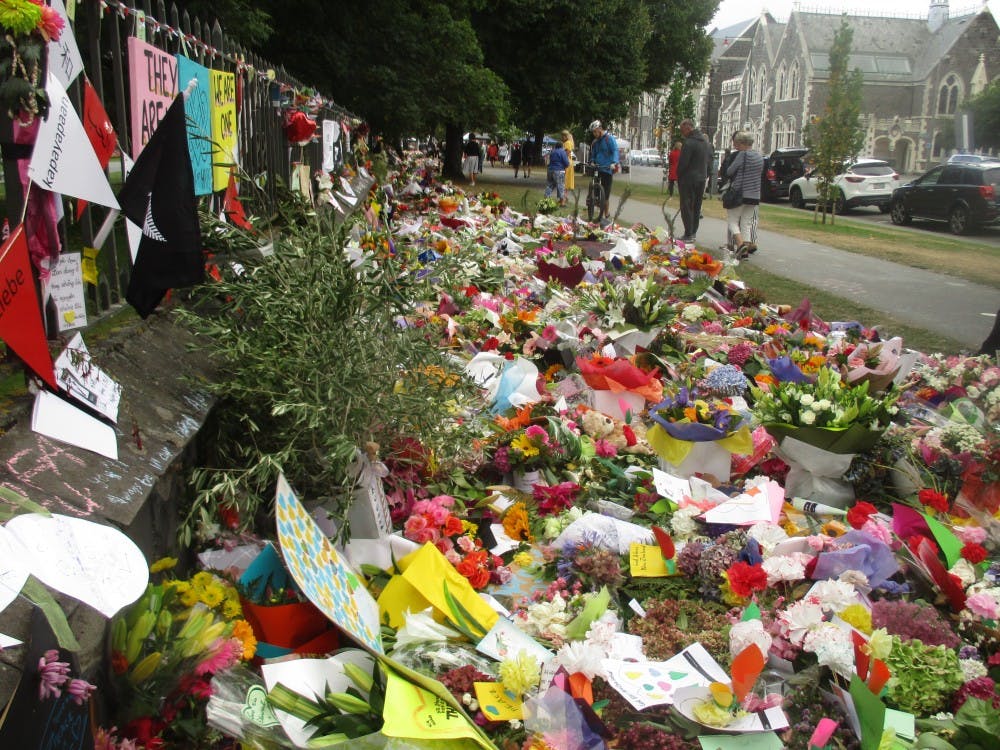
<box><xmin>127</xmin><ymin>37</ymin><xmax>177</xmax><ymax>158</ymax></box>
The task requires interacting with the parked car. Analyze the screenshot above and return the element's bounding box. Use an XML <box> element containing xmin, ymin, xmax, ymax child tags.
<box><xmin>788</xmin><ymin>158</ymin><xmax>899</xmax><ymax>213</ymax></box>
<box><xmin>760</xmin><ymin>147</ymin><xmax>808</xmax><ymax>201</ymax></box>
<box><xmin>638</xmin><ymin>148</ymin><xmax>663</xmax><ymax>167</ymax></box>
<box><xmin>946</xmin><ymin>153</ymin><xmax>1000</xmax><ymax>165</ymax></box>
<box><xmin>889</xmin><ymin>162</ymin><xmax>1000</xmax><ymax>235</ymax></box>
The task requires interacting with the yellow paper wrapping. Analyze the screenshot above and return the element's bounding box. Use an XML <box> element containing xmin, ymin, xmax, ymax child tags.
<box><xmin>378</xmin><ymin>543</ymin><xmax>499</xmax><ymax>635</ymax></box>
<box><xmin>381</xmin><ymin>668</ymin><xmax>492</xmax><ymax>748</ymax></box>
<box><xmin>647</xmin><ymin>424</ymin><xmax>754</xmax><ymax>465</ymax></box>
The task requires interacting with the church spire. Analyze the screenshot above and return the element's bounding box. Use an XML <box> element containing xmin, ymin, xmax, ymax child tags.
<box><xmin>928</xmin><ymin>0</ymin><xmax>950</xmax><ymax>32</ymax></box>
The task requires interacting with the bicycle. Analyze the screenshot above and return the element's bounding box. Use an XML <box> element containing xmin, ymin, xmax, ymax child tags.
<box><xmin>584</xmin><ymin>165</ymin><xmax>606</xmax><ymax>223</ymax></box>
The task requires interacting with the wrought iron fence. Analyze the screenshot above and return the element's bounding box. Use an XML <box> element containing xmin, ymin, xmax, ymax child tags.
<box><xmin>1</xmin><ymin>0</ymin><xmax>355</xmax><ymax>323</ymax></box>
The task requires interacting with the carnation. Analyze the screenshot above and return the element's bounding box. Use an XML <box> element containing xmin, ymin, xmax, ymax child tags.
<box><xmin>748</xmin><ymin>522</ymin><xmax>787</xmax><ymax>553</ymax></box>
<box><xmin>670</xmin><ymin>506</ymin><xmax>701</xmax><ymax>539</ymax></box>
<box><xmin>729</xmin><ymin>619</ymin><xmax>773</xmax><ymax>659</ymax></box>
<box><xmin>809</xmin><ymin>580</ymin><xmax>858</xmax><ymax>612</ymax></box>
<box><xmin>778</xmin><ymin>599</ymin><xmax>825</xmax><ymax>646</ymax></box>
<box><xmin>762</xmin><ymin>555</ymin><xmax>805</xmax><ymax>585</ymax></box>
<box><xmin>803</xmin><ymin>622</ymin><xmax>854</xmax><ymax>678</ymax></box>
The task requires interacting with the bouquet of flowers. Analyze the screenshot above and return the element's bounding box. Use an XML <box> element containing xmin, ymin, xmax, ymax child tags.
<box><xmin>646</xmin><ymin>385</ymin><xmax>752</xmax><ymax>480</ymax></box>
<box><xmin>108</xmin><ymin>562</ymin><xmax>256</xmax><ymax>747</ymax></box>
<box><xmin>578</xmin><ymin>277</ymin><xmax>676</xmax><ymax>332</ymax></box>
<box><xmin>403</xmin><ymin>494</ymin><xmax>511</xmax><ymax>590</ymax></box>
<box><xmin>752</xmin><ymin>367</ymin><xmax>899</xmax><ymax>505</ymax></box>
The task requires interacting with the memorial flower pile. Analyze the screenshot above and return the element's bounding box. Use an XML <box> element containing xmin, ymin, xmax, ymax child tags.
<box><xmin>75</xmin><ymin>150</ymin><xmax>1000</xmax><ymax>750</ymax></box>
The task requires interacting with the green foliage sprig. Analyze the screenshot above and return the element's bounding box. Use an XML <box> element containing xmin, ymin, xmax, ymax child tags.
<box><xmin>176</xmin><ymin>193</ymin><xmax>478</xmax><ymax>544</ymax></box>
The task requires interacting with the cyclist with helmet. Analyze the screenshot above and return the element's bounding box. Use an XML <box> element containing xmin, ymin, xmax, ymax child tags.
<box><xmin>589</xmin><ymin>120</ymin><xmax>619</xmax><ymax>223</ymax></box>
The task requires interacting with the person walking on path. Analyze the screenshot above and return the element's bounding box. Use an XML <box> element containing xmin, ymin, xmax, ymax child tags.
<box><xmin>666</xmin><ymin>140</ymin><xmax>681</xmax><ymax>197</ymax></box>
<box><xmin>464</xmin><ymin>135</ymin><xmax>480</xmax><ymax>187</ymax></box>
<box><xmin>676</xmin><ymin>118</ymin><xmax>711</xmax><ymax>242</ymax></box>
<box><xmin>487</xmin><ymin>141</ymin><xmax>499</xmax><ymax>167</ymax></box>
<box><xmin>724</xmin><ymin>131</ymin><xmax>765</xmax><ymax>259</ymax></box>
<box><xmin>522</xmin><ymin>140</ymin><xmax>534</xmax><ymax>178</ymax></box>
<box><xmin>545</xmin><ymin>141</ymin><xmax>570</xmax><ymax>205</ymax></box>
<box><xmin>510</xmin><ymin>142</ymin><xmax>523</xmax><ymax>178</ymax></box>
<box><xmin>561</xmin><ymin>129</ymin><xmax>576</xmax><ymax>198</ymax></box>
<box><xmin>589</xmin><ymin>120</ymin><xmax>620</xmax><ymax>224</ymax></box>
<box><xmin>717</xmin><ymin>134</ymin><xmax>739</xmax><ymax>252</ymax></box>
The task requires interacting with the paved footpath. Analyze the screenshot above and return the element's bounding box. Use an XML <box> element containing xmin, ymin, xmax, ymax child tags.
<box><xmin>479</xmin><ymin>166</ymin><xmax>998</xmax><ymax>349</ymax></box>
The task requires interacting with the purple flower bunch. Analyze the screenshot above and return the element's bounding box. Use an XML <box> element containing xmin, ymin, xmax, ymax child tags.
<box><xmin>871</xmin><ymin>599</ymin><xmax>961</xmax><ymax>649</ymax></box>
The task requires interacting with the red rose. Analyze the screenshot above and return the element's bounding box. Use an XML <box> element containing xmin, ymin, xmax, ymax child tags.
<box><xmin>918</xmin><ymin>488</ymin><xmax>950</xmax><ymax>514</ymax></box>
<box><xmin>961</xmin><ymin>542</ymin><xmax>988</xmax><ymax>564</ymax></box>
<box><xmin>443</xmin><ymin>514</ymin><xmax>465</xmax><ymax>537</ymax></box>
<box><xmin>847</xmin><ymin>501</ymin><xmax>878</xmax><ymax>530</ymax></box>
<box><xmin>455</xmin><ymin>550</ymin><xmax>490</xmax><ymax>589</ymax></box>
<box><xmin>726</xmin><ymin>561</ymin><xmax>768</xmax><ymax>598</ymax></box>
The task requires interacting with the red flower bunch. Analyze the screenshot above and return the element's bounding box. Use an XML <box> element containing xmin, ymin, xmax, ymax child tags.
<box><xmin>455</xmin><ymin>549</ymin><xmax>495</xmax><ymax>590</ymax></box>
<box><xmin>961</xmin><ymin>542</ymin><xmax>988</xmax><ymax>564</ymax></box>
<box><xmin>847</xmin><ymin>501</ymin><xmax>878</xmax><ymax>530</ymax></box>
<box><xmin>533</xmin><ymin>482</ymin><xmax>580</xmax><ymax>516</ymax></box>
<box><xmin>918</xmin><ymin>488</ymin><xmax>950</xmax><ymax>514</ymax></box>
<box><xmin>726</xmin><ymin>561</ymin><xmax>768</xmax><ymax>598</ymax></box>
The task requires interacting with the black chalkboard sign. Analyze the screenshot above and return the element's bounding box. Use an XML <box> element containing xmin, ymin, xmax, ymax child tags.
<box><xmin>0</xmin><ymin>608</ymin><xmax>94</xmax><ymax>750</ymax></box>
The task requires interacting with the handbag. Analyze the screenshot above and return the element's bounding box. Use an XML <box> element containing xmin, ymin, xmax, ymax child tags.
<box><xmin>722</xmin><ymin>154</ymin><xmax>744</xmax><ymax>209</ymax></box>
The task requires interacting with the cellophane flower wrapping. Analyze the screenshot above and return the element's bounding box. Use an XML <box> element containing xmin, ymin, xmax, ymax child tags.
<box><xmin>523</xmin><ymin>685</ymin><xmax>605</xmax><ymax>750</ymax></box>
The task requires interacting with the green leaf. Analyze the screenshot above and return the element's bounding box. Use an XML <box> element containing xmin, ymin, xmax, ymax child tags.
<box><xmin>0</xmin><ymin>487</ymin><xmax>50</xmax><ymax>522</ymax></box>
<box><xmin>21</xmin><ymin>577</ymin><xmax>80</xmax><ymax>652</ymax></box>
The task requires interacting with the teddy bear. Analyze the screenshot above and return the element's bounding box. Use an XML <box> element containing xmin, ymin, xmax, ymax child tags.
<box><xmin>579</xmin><ymin>407</ymin><xmax>654</xmax><ymax>456</ymax></box>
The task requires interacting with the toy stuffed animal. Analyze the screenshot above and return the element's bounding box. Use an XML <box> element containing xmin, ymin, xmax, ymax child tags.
<box><xmin>579</xmin><ymin>407</ymin><xmax>654</xmax><ymax>455</ymax></box>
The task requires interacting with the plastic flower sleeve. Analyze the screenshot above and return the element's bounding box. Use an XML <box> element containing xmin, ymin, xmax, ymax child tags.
<box><xmin>206</xmin><ymin>665</ymin><xmax>296</xmax><ymax>748</ymax></box>
<box><xmin>774</xmin><ymin>435</ymin><xmax>857</xmax><ymax>507</ymax></box>
<box><xmin>522</xmin><ymin>685</ymin><xmax>606</xmax><ymax>750</ymax></box>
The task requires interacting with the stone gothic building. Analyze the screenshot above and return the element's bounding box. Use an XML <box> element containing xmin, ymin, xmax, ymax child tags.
<box><xmin>697</xmin><ymin>1</ymin><xmax>999</xmax><ymax>172</ymax></box>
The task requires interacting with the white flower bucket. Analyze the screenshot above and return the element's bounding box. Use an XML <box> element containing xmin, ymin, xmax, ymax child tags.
<box><xmin>658</xmin><ymin>440</ymin><xmax>732</xmax><ymax>483</ymax></box>
<box><xmin>513</xmin><ymin>470</ymin><xmax>542</xmax><ymax>493</ymax></box>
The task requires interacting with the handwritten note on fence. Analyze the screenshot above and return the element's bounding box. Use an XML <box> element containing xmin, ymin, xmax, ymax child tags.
<box><xmin>128</xmin><ymin>37</ymin><xmax>177</xmax><ymax>158</ymax></box>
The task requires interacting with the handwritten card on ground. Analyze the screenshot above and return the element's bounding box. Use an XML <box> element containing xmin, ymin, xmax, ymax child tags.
<box><xmin>629</xmin><ymin>542</ymin><xmax>676</xmax><ymax>577</ymax></box>
<box><xmin>0</xmin><ymin>525</ymin><xmax>30</xmax><ymax>614</ymax></box>
<box><xmin>274</xmin><ymin>474</ymin><xmax>383</xmax><ymax>652</ymax></box>
<box><xmin>4</xmin><ymin>513</ymin><xmax>148</xmax><ymax>618</ymax></box>
<box><xmin>476</xmin><ymin>617</ymin><xmax>552</xmax><ymax>664</ymax></box>
<box><xmin>54</xmin><ymin>333</ymin><xmax>122</xmax><ymax>423</ymax></box>
<box><xmin>48</xmin><ymin>252</ymin><xmax>87</xmax><ymax>331</ymax></box>
<box><xmin>474</xmin><ymin>682</ymin><xmax>523</xmax><ymax>721</ymax></box>
<box><xmin>602</xmin><ymin>642</ymin><xmax>729</xmax><ymax>710</ymax></box>
<box><xmin>31</xmin><ymin>390</ymin><xmax>118</xmax><ymax>459</ymax></box>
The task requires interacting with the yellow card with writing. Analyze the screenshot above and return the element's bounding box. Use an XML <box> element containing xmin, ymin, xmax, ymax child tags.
<box><xmin>629</xmin><ymin>543</ymin><xmax>677</xmax><ymax>577</ymax></box>
<box><xmin>474</xmin><ymin>682</ymin><xmax>523</xmax><ymax>721</ymax></box>
<box><xmin>382</xmin><ymin>668</ymin><xmax>491</xmax><ymax>749</ymax></box>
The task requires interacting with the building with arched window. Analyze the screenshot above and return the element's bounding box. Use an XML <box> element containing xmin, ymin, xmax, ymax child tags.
<box><xmin>698</xmin><ymin>2</ymin><xmax>999</xmax><ymax>173</ymax></box>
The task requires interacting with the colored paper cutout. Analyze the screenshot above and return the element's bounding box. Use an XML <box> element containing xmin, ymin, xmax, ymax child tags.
<box><xmin>274</xmin><ymin>474</ymin><xmax>383</xmax><ymax>652</ymax></box>
<box><xmin>382</xmin><ymin>667</ymin><xmax>491</xmax><ymax>748</ymax></box>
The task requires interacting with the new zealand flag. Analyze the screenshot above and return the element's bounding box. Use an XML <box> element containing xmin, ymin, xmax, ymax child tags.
<box><xmin>119</xmin><ymin>95</ymin><xmax>203</xmax><ymax>317</ymax></box>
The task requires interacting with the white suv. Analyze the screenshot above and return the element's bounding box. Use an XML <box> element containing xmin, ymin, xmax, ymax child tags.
<box><xmin>788</xmin><ymin>158</ymin><xmax>900</xmax><ymax>213</ymax></box>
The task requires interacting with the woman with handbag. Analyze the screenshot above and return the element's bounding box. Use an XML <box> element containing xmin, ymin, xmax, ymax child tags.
<box><xmin>724</xmin><ymin>131</ymin><xmax>764</xmax><ymax>259</ymax></box>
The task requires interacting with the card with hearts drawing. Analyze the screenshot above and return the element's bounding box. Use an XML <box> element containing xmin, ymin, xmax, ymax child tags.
<box><xmin>602</xmin><ymin>642</ymin><xmax>729</xmax><ymax>711</ymax></box>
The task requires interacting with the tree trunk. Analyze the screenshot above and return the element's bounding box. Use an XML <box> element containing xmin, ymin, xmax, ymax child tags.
<box><xmin>444</xmin><ymin>123</ymin><xmax>464</xmax><ymax>180</ymax></box>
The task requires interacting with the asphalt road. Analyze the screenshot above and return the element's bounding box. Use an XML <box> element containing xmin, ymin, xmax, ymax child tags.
<box><xmin>623</xmin><ymin>164</ymin><xmax>1000</xmax><ymax>248</ymax></box>
<box><xmin>482</xmin><ymin>164</ymin><xmax>999</xmax><ymax>349</ymax></box>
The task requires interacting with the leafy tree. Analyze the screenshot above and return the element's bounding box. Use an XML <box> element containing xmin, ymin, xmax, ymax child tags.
<box><xmin>656</xmin><ymin>78</ymin><xmax>696</xmax><ymax>150</ymax></box>
<box><xmin>803</xmin><ymin>17</ymin><xmax>864</xmax><ymax>225</ymax></box>
<box><xmin>178</xmin><ymin>0</ymin><xmax>273</xmax><ymax>46</ymax></box>
<box><xmin>964</xmin><ymin>79</ymin><xmax>1000</xmax><ymax>150</ymax></box>
<box><xmin>472</xmin><ymin>0</ymin><xmax>652</xmax><ymax>146</ymax></box>
<box><xmin>253</xmin><ymin>0</ymin><xmax>507</xmax><ymax>177</ymax></box>
<box><xmin>643</xmin><ymin>0</ymin><xmax>719</xmax><ymax>92</ymax></box>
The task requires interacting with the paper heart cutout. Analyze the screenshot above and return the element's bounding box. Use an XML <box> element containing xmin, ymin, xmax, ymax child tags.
<box><xmin>242</xmin><ymin>685</ymin><xmax>280</xmax><ymax>728</ymax></box>
<box><xmin>643</xmin><ymin>683</ymin><xmax>654</xmax><ymax>691</ymax></box>
<box><xmin>625</xmin><ymin>671</ymin><xmax>643</xmax><ymax>680</ymax></box>
<box><xmin>648</xmin><ymin>668</ymin><xmax>662</xmax><ymax>677</ymax></box>
<box><xmin>485</xmin><ymin>705</ymin><xmax>500</xmax><ymax>716</ymax></box>
<box><xmin>669</xmin><ymin>671</ymin><xmax>688</xmax><ymax>680</ymax></box>
<box><xmin>657</xmin><ymin>681</ymin><xmax>675</xmax><ymax>691</ymax></box>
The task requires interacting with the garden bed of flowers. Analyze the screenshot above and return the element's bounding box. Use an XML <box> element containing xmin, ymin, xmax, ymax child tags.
<box><xmin>90</xmin><ymin>153</ymin><xmax>1000</xmax><ymax>750</ymax></box>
